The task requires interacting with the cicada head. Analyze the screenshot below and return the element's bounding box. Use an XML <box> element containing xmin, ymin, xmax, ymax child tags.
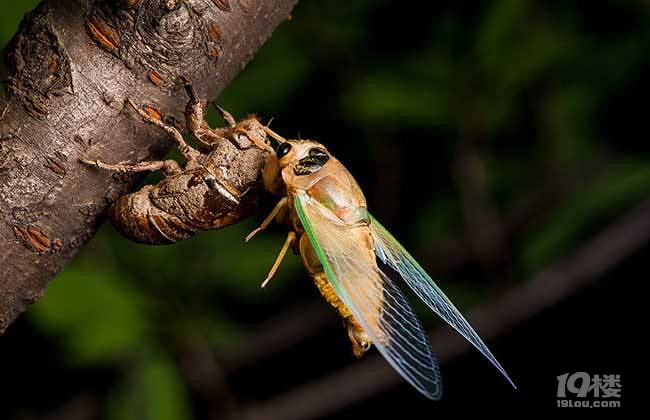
<box><xmin>262</xmin><ymin>127</ymin><xmax>332</xmax><ymax>195</ymax></box>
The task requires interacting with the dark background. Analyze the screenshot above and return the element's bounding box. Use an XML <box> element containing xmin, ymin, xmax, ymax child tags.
<box><xmin>1</xmin><ymin>0</ymin><xmax>645</xmax><ymax>418</ymax></box>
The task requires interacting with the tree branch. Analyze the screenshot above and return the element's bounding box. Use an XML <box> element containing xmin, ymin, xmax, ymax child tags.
<box><xmin>0</xmin><ymin>0</ymin><xmax>298</xmax><ymax>333</ymax></box>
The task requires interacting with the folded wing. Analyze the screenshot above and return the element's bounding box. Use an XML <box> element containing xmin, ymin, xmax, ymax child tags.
<box><xmin>295</xmin><ymin>192</ymin><xmax>442</xmax><ymax>399</ymax></box>
<box><xmin>370</xmin><ymin>215</ymin><xmax>516</xmax><ymax>389</ymax></box>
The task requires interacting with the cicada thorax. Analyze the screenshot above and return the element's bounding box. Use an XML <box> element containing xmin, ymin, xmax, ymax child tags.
<box><xmin>109</xmin><ymin>165</ymin><xmax>248</xmax><ymax>245</ymax></box>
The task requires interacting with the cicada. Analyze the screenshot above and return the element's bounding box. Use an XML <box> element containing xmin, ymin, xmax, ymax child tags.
<box><xmin>248</xmin><ymin>130</ymin><xmax>516</xmax><ymax>399</ymax></box>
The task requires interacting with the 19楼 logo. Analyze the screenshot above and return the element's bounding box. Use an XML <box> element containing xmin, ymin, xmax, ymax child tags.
<box><xmin>557</xmin><ymin>373</ymin><xmax>621</xmax><ymax>408</ymax></box>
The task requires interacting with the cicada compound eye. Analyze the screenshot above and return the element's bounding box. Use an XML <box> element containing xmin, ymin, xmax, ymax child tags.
<box><xmin>276</xmin><ymin>142</ymin><xmax>292</xmax><ymax>158</ymax></box>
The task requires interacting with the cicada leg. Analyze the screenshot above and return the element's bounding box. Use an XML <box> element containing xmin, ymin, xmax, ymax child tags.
<box><xmin>127</xmin><ymin>99</ymin><xmax>201</xmax><ymax>163</ymax></box>
<box><xmin>245</xmin><ymin>197</ymin><xmax>288</xmax><ymax>242</ymax></box>
<box><xmin>181</xmin><ymin>81</ymin><xmax>272</xmax><ymax>152</ymax></box>
<box><xmin>210</xmin><ymin>101</ymin><xmax>272</xmax><ymax>152</ymax></box>
<box><xmin>260</xmin><ymin>231</ymin><xmax>296</xmax><ymax>288</ymax></box>
<box><xmin>247</xmin><ymin>197</ymin><xmax>291</xmax><ymax>288</ymax></box>
<box><xmin>80</xmin><ymin>158</ymin><xmax>182</xmax><ymax>176</ymax></box>
<box><xmin>182</xmin><ymin>82</ymin><xmax>228</xmax><ymax>150</ymax></box>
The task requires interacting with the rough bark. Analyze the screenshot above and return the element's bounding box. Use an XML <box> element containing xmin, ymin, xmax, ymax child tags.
<box><xmin>0</xmin><ymin>0</ymin><xmax>298</xmax><ymax>333</ymax></box>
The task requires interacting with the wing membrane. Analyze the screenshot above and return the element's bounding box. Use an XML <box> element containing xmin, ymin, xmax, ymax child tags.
<box><xmin>369</xmin><ymin>215</ymin><xmax>516</xmax><ymax>389</ymax></box>
<box><xmin>294</xmin><ymin>192</ymin><xmax>442</xmax><ymax>399</ymax></box>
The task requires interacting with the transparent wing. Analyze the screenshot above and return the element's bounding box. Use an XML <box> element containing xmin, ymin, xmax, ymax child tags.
<box><xmin>294</xmin><ymin>193</ymin><xmax>442</xmax><ymax>400</ymax></box>
<box><xmin>369</xmin><ymin>215</ymin><xmax>516</xmax><ymax>389</ymax></box>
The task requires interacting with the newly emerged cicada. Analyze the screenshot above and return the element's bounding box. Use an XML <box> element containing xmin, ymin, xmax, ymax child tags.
<box><xmin>248</xmin><ymin>130</ymin><xmax>517</xmax><ymax>399</ymax></box>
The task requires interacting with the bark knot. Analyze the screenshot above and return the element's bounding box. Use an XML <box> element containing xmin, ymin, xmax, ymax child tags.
<box><xmin>85</xmin><ymin>0</ymin><xmax>225</xmax><ymax>87</ymax></box>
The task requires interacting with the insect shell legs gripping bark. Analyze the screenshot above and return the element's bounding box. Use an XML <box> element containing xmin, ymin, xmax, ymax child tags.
<box><xmin>81</xmin><ymin>85</ymin><xmax>273</xmax><ymax>245</ymax></box>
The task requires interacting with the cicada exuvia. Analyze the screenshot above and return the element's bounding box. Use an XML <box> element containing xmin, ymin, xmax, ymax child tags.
<box><xmin>248</xmin><ymin>129</ymin><xmax>516</xmax><ymax>399</ymax></box>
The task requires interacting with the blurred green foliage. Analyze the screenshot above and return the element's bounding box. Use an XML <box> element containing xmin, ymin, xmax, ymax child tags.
<box><xmin>2</xmin><ymin>1</ymin><xmax>649</xmax><ymax>418</ymax></box>
<box><xmin>29</xmin><ymin>268</ymin><xmax>150</xmax><ymax>366</ymax></box>
<box><xmin>521</xmin><ymin>159</ymin><xmax>650</xmax><ymax>271</ymax></box>
<box><xmin>106</xmin><ymin>355</ymin><xmax>192</xmax><ymax>420</ymax></box>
